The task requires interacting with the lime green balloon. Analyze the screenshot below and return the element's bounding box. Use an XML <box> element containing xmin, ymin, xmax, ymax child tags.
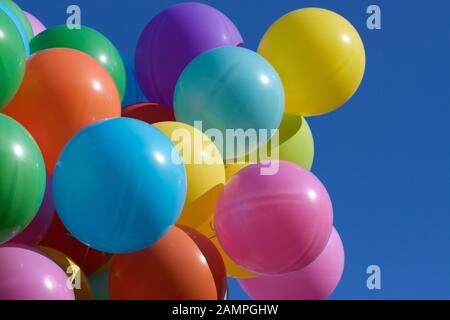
<box><xmin>30</xmin><ymin>25</ymin><xmax>126</xmax><ymax>99</ymax></box>
<box><xmin>246</xmin><ymin>114</ymin><xmax>315</xmax><ymax>170</ymax></box>
<box><xmin>0</xmin><ymin>114</ymin><xmax>46</xmax><ymax>244</ymax></box>
<box><xmin>0</xmin><ymin>9</ymin><xmax>26</xmax><ymax>109</ymax></box>
<box><xmin>0</xmin><ymin>0</ymin><xmax>33</xmax><ymax>40</ymax></box>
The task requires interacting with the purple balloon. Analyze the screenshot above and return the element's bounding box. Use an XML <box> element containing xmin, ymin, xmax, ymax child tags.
<box><xmin>24</xmin><ymin>11</ymin><xmax>46</xmax><ymax>36</ymax></box>
<box><xmin>135</xmin><ymin>2</ymin><xmax>244</xmax><ymax>107</ymax></box>
<box><xmin>239</xmin><ymin>228</ymin><xmax>345</xmax><ymax>300</ymax></box>
<box><xmin>7</xmin><ymin>173</ymin><xmax>54</xmax><ymax>245</ymax></box>
<box><xmin>0</xmin><ymin>245</ymin><xmax>75</xmax><ymax>300</ymax></box>
<box><xmin>215</xmin><ymin>161</ymin><xmax>333</xmax><ymax>275</ymax></box>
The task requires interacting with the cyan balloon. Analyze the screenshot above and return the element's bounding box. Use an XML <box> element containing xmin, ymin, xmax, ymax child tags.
<box><xmin>53</xmin><ymin>118</ymin><xmax>187</xmax><ymax>253</ymax></box>
<box><xmin>88</xmin><ymin>270</ymin><xmax>110</xmax><ymax>300</ymax></box>
<box><xmin>174</xmin><ymin>46</ymin><xmax>284</xmax><ymax>160</ymax></box>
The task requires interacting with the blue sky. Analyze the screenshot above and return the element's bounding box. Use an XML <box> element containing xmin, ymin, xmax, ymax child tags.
<box><xmin>15</xmin><ymin>0</ymin><xmax>450</xmax><ymax>299</ymax></box>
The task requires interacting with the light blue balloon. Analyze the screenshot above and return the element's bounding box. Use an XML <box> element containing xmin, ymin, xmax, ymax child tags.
<box><xmin>227</xmin><ymin>277</ymin><xmax>252</xmax><ymax>300</ymax></box>
<box><xmin>121</xmin><ymin>53</ymin><xmax>147</xmax><ymax>108</ymax></box>
<box><xmin>89</xmin><ymin>270</ymin><xmax>110</xmax><ymax>300</ymax></box>
<box><xmin>174</xmin><ymin>46</ymin><xmax>284</xmax><ymax>160</ymax></box>
<box><xmin>53</xmin><ymin>118</ymin><xmax>187</xmax><ymax>253</ymax></box>
<box><xmin>0</xmin><ymin>4</ymin><xmax>30</xmax><ymax>56</ymax></box>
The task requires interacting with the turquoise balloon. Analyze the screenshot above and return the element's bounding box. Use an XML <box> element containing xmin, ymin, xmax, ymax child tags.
<box><xmin>53</xmin><ymin>118</ymin><xmax>187</xmax><ymax>253</ymax></box>
<box><xmin>174</xmin><ymin>46</ymin><xmax>284</xmax><ymax>160</ymax></box>
<box><xmin>0</xmin><ymin>4</ymin><xmax>30</xmax><ymax>56</ymax></box>
<box><xmin>89</xmin><ymin>271</ymin><xmax>110</xmax><ymax>300</ymax></box>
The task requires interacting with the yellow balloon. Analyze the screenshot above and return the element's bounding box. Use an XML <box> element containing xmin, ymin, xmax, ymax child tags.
<box><xmin>246</xmin><ymin>114</ymin><xmax>314</xmax><ymax>170</ymax></box>
<box><xmin>224</xmin><ymin>162</ymin><xmax>252</xmax><ymax>181</ymax></box>
<box><xmin>38</xmin><ymin>246</ymin><xmax>93</xmax><ymax>300</ymax></box>
<box><xmin>258</xmin><ymin>8</ymin><xmax>366</xmax><ymax>116</ymax></box>
<box><xmin>154</xmin><ymin>121</ymin><xmax>226</xmax><ymax>231</ymax></box>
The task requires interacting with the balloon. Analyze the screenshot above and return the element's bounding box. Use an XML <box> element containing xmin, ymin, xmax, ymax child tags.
<box><xmin>0</xmin><ymin>0</ymin><xmax>33</xmax><ymax>40</ymax></box>
<box><xmin>179</xmin><ymin>226</ymin><xmax>227</xmax><ymax>300</ymax></box>
<box><xmin>7</xmin><ymin>172</ymin><xmax>54</xmax><ymax>245</ymax></box>
<box><xmin>258</xmin><ymin>8</ymin><xmax>366</xmax><ymax>116</ymax></box>
<box><xmin>122</xmin><ymin>102</ymin><xmax>175</xmax><ymax>124</ymax></box>
<box><xmin>135</xmin><ymin>2</ymin><xmax>243</xmax><ymax>107</ymax></box>
<box><xmin>110</xmin><ymin>226</ymin><xmax>218</xmax><ymax>300</ymax></box>
<box><xmin>53</xmin><ymin>118</ymin><xmax>187</xmax><ymax>253</ymax></box>
<box><xmin>154</xmin><ymin>121</ymin><xmax>225</xmax><ymax>232</ymax></box>
<box><xmin>0</xmin><ymin>9</ymin><xmax>26</xmax><ymax>109</ymax></box>
<box><xmin>185</xmin><ymin>161</ymin><xmax>255</xmax><ymax>279</ymax></box>
<box><xmin>239</xmin><ymin>228</ymin><xmax>345</xmax><ymax>300</ymax></box>
<box><xmin>227</xmin><ymin>277</ymin><xmax>252</xmax><ymax>300</ymax></box>
<box><xmin>174</xmin><ymin>46</ymin><xmax>284</xmax><ymax>160</ymax></box>
<box><xmin>40</xmin><ymin>214</ymin><xmax>112</xmax><ymax>275</ymax></box>
<box><xmin>3</xmin><ymin>48</ymin><xmax>121</xmax><ymax>172</ymax></box>
<box><xmin>215</xmin><ymin>161</ymin><xmax>333</xmax><ymax>275</ymax></box>
<box><xmin>30</xmin><ymin>25</ymin><xmax>126</xmax><ymax>99</ymax></box>
<box><xmin>38</xmin><ymin>246</ymin><xmax>93</xmax><ymax>300</ymax></box>
<box><xmin>24</xmin><ymin>11</ymin><xmax>45</xmax><ymax>36</ymax></box>
<box><xmin>88</xmin><ymin>270</ymin><xmax>110</xmax><ymax>300</ymax></box>
<box><xmin>199</xmin><ymin>225</ymin><xmax>255</xmax><ymax>279</ymax></box>
<box><xmin>0</xmin><ymin>114</ymin><xmax>46</xmax><ymax>244</ymax></box>
<box><xmin>0</xmin><ymin>3</ymin><xmax>29</xmax><ymax>55</ymax></box>
<box><xmin>246</xmin><ymin>114</ymin><xmax>314</xmax><ymax>170</ymax></box>
<box><xmin>224</xmin><ymin>163</ymin><xmax>253</xmax><ymax>181</ymax></box>
<box><xmin>0</xmin><ymin>245</ymin><xmax>74</xmax><ymax>300</ymax></box>
<box><xmin>121</xmin><ymin>54</ymin><xmax>146</xmax><ymax>107</ymax></box>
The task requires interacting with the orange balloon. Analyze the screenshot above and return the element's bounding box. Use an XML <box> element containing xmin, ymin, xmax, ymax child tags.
<box><xmin>178</xmin><ymin>225</ymin><xmax>227</xmax><ymax>300</ymax></box>
<box><xmin>3</xmin><ymin>48</ymin><xmax>121</xmax><ymax>172</ymax></box>
<box><xmin>110</xmin><ymin>226</ymin><xmax>217</xmax><ymax>300</ymax></box>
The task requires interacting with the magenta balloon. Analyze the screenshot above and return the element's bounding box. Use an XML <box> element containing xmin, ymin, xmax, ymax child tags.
<box><xmin>24</xmin><ymin>11</ymin><xmax>46</xmax><ymax>36</ymax></box>
<box><xmin>215</xmin><ymin>161</ymin><xmax>333</xmax><ymax>275</ymax></box>
<box><xmin>7</xmin><ymin>173</ymin><xmax>54</xmax><ymax>245</ymax></box>
<box><xmin>239</xmin><ymin>228</ymin><xmax>344</xmax><ymax>300</ymax></box>
<box><xmin>0</xmin><ymin>246</ymin><xmax>75</xmax><ymax>300</ymax></box>
<box><xmin>135</xmin><ymin>2</ymin><xmax>244</xmax><ymax>107</ymax></box>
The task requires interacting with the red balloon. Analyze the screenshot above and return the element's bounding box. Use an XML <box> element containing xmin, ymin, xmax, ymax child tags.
<box><xmin>122</xmin><ymin>102</ymin><xmax>175</xmax><ymax>124</ymax></box>
<box><xmin>39</xmin><ymin>214</ymin><xmax>111</xmax><ymax>275</ymax></box>
<box><xmin>178</xmin><ymin>225</ymin><xmax>227</xmax><ymax>300</ymax></box>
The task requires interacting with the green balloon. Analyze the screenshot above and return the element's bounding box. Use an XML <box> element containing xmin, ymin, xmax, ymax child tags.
<box><xmin>0</xmin><ymin>114</ymin><xmax>46</xmax><ymax>244</ymax></box>
<box><xmin>31</xmin><ymin>25</ymin><xmax>126</xmax><ymax>99</ymax></box>
<box><xmin>0</xmin><ymin>0</ymin><xmax>33</xmax><ymax>40</ymax></box>
<box><xmin>245</xmin><ymin>114</ymin><xmax>315</xmax><ymax>170</ymax></box>
<box><xmin>0</xmin><ymin>9</ymin><xmax>26</xmax><ymax>109</ymax></box>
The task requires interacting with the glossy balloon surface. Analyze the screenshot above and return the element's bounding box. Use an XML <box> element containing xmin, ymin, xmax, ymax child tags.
<box><xmin>215</xmin><ymin>161</ymin><xmax>333</xmax><ymax>275</ymax></box>
<box><xmin>135</xmin><ymin>2</ymin><xmax>243</xmax><ymax>107</ymax></box>
<box><xmin>258</xmin><ymin>8</ymin><xmax>365</xmax><ymax>116</ymax></box>
<box><xmin>53</xmin><ymin>118</ymin><xmax>187</xmax><ymax>253</ymax></box>
<box><xmin>0</xmin><ymin>114</ymin><xmax>46</xmax><ymax>244</ymax></box>
<box><xmin>0</xmin><ymin>9</ymin><xmax>26</xmax><ymax>109</ymax></box>
<box><xmin>0</xmin><ymin>245</ymin><xmax>74</xmax><ymax>300</ymax></box>
<box><xmin>3</xmin><ymin>48</ymin><xmax>121</xmax><ymax>172</ymax></box>
<box><xmin>31</xmin><ymin>25</ymin><xmax>126</xmax><ymax>99</ymax></box>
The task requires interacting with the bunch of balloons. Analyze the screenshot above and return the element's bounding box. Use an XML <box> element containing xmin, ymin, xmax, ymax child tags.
<box><xmin>0</xmin><ymin>1</ymin><xmax>365</xmax><ymax>300</ymax></box>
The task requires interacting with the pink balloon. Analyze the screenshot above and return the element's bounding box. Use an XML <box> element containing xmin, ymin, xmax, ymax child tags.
<box><xmin>24</xmin><ymin>11</ymin><xmax>46</xmax><ymax>36</ymax></box>
<box><xmin>215</xmin><ymin>161</ymin><xmax>333</xmax><ymax>275</ymax></box>
<box><xmin>7</xmin><ymin>173</ymin><xmax>54</xmax><ymax>245</ymax></box>
<box><xmin>239</xmin><ymin>228</ymin><xmax>344</xmax><ymax>300</ymax></box>
<box><xmin>0</xmin><ymin>245</ymin><xmax>75</xmax><ymax>300</ymax></box>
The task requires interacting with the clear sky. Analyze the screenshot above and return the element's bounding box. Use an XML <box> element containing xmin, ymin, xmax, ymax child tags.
<box><xmin>15</xmin><ymin>0</ymin><xmax>450</xmax><ymax>299</ymax></box>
